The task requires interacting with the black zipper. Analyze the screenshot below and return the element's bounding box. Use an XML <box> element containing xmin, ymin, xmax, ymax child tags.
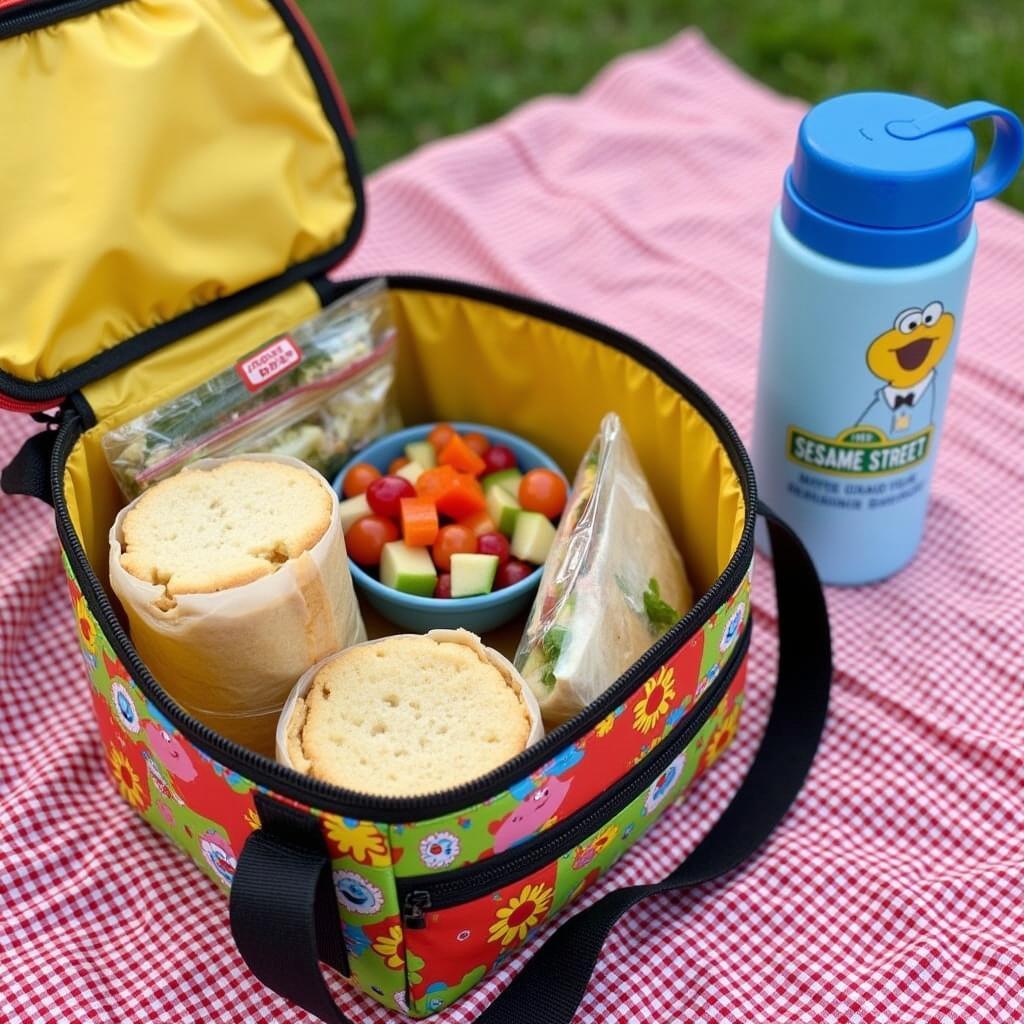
<box><xmin>50</xmin><ymin>274</ymin><xmax>757</xmax><ymax>823</ymax></box>
<box><xmin>0</xmin><ymin>0</ymin><xmax>121</xmax><ymax>39</ymax></box>
<box><xmin>398</xmin><ymin>624</ymin><xmax>750</xmax><ymax>928</ymax></box>
<box><xmin>0</xmin><ymin>0</ymin><xmax>365</xmax><ymax>403</ymax></box>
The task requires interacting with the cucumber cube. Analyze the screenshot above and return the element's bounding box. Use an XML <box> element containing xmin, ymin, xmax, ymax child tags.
<box><xmin>511</xmin><ymin>511</ymin><xmax>556</xmax><ymax>564</ymax></box>
<box><xmin>396</xmin><ymin>460</ymin><xmax>424</xmax><ymax>485</ymax></box>
<box><xmin>339</xmin><ymin>493</ymin><xmax>372</xmax><ymax>534</ymax></box>
<box><xmin>486</xmin><ymin>485</ymin><xmax>521</xmax><ymax>536</ymax></box>
<box><xmin>380</xmin><ymin>540</ymin><xmax>438</xmax><ymax>596</ymax></box>
<box><xmin>482</xmin><ymin>468</ymin><xmax>522</xmax><ymax>496</ymax></box>
<box><xmin>450</xmin><ymin>553</ymin><xmax>499</xmax><ymax>597</ymax></box>
<box><xmin>405</xmin><ymin>440</ymin><xmax>436</xmax><ymax>469</ymax></box>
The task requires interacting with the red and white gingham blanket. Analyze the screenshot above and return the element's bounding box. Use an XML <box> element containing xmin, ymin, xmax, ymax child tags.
<box><xmin>2</xmin><ymin>30</ymin><xmax>1022</xmax><ymax>1024</ymax></box>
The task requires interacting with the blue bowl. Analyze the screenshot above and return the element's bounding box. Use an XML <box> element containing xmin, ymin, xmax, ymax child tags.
<box><xmin>334</xmin><ymin>423</ymin><xmax>565</xmax><ymax>633</ymax></box>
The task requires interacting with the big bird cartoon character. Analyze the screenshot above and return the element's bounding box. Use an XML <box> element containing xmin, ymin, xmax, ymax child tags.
<box><xmin>856</xmin><ymin>301</ymin><xmax>955</xmax><ymax>437</ymax></box>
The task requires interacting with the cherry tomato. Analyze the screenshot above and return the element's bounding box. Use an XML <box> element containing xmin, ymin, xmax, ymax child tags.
<box><xmin>432</xmin><ymin>524</ymin><xmax>477</xmax><ymax>571</ymax></box>
<box><xmin>463</xmin><ymin>432</ymin><xmax>491</xmax><ymax>458</ymax></box>
<box><xmin>389</xmin><ymin>455</ymin><xmax>410</xmax><ymax>475</ymax></box>
<box><xmin>495</xmin><ymin>559</ymin><xmax>534</xmax><ymax>589</ymax></box>
<box><xmin>342</xmin><ymin>461</ymin><xmax>381</xmax><ymax>498</ymax></box>
<box><xmin>434</xmin><ymin>573</ymin><xmax>452</xmax><ymax>599</ymax></box>
<box><xmin>482</xmin><ymin>445</ymin><xmax>517</xmax><ymax>475</ymax></box>
<box><xmin>366</xmin><ymin>475</ymin><xmax>417</xmax><ymax>519</ymax></box>
<box><xmin>428</xmin><ymin>422</ymin><xmax>458</xmax><ymax>453</ymax></box>
<box><xmin>345</xmin><ymin>516</ymin><xmax>399</xmax><ymax>566</ymax></box>
<box><xmin>477</xmin><ymin>531</ymin><xmax>510</xmax><ymax>567</ymax></box>
<box><xmin>519</xmin><ymin>468</ymin><xmax>567</xmax><ymax>519</ymax></box>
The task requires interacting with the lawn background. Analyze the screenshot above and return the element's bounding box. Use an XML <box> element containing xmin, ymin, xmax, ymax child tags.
<box><xmin>304</xmin><ymin>0</ymin><xmax>1024</xmax><ymax>212</ymax></box>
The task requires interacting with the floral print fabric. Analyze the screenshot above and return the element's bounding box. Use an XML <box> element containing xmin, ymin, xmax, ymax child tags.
<box><xmin>67</xmin><ymin>548</ymin><xmax>750</xmax><ymax>1018</ymax></box>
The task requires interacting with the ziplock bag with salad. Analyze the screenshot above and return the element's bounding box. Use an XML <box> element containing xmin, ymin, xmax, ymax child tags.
<box><xmin>102</xmin><ymin>279</ymin><xmax>398</xmax><ymax>497</ymax></box>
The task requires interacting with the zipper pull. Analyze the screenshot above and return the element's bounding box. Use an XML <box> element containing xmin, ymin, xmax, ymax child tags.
<box><xmin>402</xmin><ymin>890</ymin><xmax>432</xmax><ymax>929</ymax></box>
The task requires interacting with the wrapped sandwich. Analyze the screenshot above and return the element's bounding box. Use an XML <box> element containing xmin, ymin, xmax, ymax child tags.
<box><xmin>515</xmin><ymin>414</ymin><xmax>693</xmax><ymax>726</ymax></box>
<box><xmin>277</xmin><ymin>629</ymin><xmax>544</xmax><ymax>795</ymax></box>
<box><xmin>109</xmin><ymin>454</ymin><xmax>366</xmax><ymax>756</ymax></box>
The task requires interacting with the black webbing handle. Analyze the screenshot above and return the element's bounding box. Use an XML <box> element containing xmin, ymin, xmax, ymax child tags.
<box><xmin>229</xmin><ymin>503</ymin><xmax>832</xmax><ymax>1023</ymax></box>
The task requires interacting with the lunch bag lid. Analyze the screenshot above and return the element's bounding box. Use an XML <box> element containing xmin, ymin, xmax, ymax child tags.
<box><xmin>0</xmin><ymin>0</ymin><xmax>365</xmax><ymax>409</ymax></box>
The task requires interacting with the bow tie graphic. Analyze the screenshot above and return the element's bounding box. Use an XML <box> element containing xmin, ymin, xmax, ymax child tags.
<box><xmin>893</xmin><ymin>393</ymin><xmax>915</xmax><ymax>409</ymax></box>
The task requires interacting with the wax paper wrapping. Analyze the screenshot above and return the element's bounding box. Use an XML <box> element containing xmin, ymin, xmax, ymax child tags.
<box><xmin>515</xmin><ymin>414</ymin><xmax>693</xmax><ymax>727</ymax></box>
<box><xmin>277</xmin><ymin>628</ymin><xmax>544</xmax><ymax>783</ymax></box>
<box><xmin>109</xmin><ymin>454</ymin><xmax>366</xmax><ymax>756</ymax></box>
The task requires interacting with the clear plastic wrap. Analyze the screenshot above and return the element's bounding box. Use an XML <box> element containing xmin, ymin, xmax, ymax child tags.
<box><xmin>102</xmin><ymin>279</ymin><xmax>399</xmax><ymax>498</ymax></box>
<box><xmin>514</xmin><ymin>414</ymin><xmax>694</xmax><ymax>727</ymax></box>
<box><xmin>108</xmin><ymin>455</ymin><xmax>366</xmax><ymax>757</ymax></box>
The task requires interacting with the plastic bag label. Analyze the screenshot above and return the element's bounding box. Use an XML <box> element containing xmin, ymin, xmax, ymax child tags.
<box><xmin>235</xmin><ymin>336</ymin><xmax>302</xmax><ymax>392</ymax></box>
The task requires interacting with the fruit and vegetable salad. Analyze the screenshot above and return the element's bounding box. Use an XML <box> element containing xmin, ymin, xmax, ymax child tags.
<box><xmin>339</xmin><ymin>423</ymin><xmax>567</xmax><ymax>599</ymax></box>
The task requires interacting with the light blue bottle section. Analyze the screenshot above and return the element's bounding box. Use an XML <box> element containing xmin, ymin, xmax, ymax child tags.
<box><xmin>752</xmin><ymin>92</ymin><xmax>1023</xmax><ymax>585</ymax></box>
<box><xmin>754</xmin><ymin>211</ymin><xmax>974</xmax><ymax>583</ymax></box>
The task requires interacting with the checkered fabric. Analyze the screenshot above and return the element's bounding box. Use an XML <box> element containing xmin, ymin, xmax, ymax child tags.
<box><xmin>3</xmin><ymin>29</ymin><xmax>1023</xmax><ymax>1024</ymax></box>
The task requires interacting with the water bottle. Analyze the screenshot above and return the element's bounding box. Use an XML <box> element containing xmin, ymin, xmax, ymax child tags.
<box><xmin>753</xmin><ymin>93</ymin><xmax>1023</xmax><ymax>584</ymax></box>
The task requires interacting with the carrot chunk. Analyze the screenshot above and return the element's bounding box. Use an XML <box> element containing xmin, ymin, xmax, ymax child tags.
<box><xmin>438</xmin><ymin>434</ymin><xmax>487</xmax><ymax>476</ymax></box>
<box><xmin>437</xmin><ymin>473</ymin><xmax>487</xmax><ymax>519</ymax></box>
<box><xmin>400</xmin><ymin>498</ymin><xmax>439</xmax><ymax>547</ymax></box>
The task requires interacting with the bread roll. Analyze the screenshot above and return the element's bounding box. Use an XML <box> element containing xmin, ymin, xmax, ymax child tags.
<box><xmin>278</xmin><ymin>629</ymin><xmax>544</xmax><ymax>796</ymax></box>
<box><xmin>109</xmin><ymin>455</ymin><xmax>365</xmax><ymax>756</ymax></box>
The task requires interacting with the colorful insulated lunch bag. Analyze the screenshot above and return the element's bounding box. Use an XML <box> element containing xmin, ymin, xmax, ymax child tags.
<box><xmin>0</xmin><ymin>2</ymin><xmax>832</xmax><ymax>1020</ymax></box>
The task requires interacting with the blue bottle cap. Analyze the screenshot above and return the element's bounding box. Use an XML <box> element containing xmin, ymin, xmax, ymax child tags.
<box><xmin>782</xmin><ymin>92</ymin><xmax>1024</xmax><ymax>267</ymax></box>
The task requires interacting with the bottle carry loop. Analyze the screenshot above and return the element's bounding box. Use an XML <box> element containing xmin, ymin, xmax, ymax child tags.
<box><xmin>229</xmin><ymin>504</ymin><xmax>833</xmax><ymax>1023</ymax></box>
<box><xmin>885</xmin><ymin>101</ymin><xmax>1024</xmax><ymax>201</ymax></box>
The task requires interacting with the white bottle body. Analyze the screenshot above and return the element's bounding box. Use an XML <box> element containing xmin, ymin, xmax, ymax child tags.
<box><xmin>752</xmin><ymin>208</ymin><xmax>977</xmax><ymax>584</ymax></box>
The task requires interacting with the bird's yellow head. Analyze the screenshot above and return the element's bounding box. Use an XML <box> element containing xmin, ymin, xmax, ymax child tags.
<box><xmin>866</xmin><ymin>302</ymin><xmax>955</xmax><ymax>390</ymax></box>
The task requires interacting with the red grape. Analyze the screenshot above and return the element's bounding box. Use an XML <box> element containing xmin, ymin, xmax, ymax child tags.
<box><xmin>495</xmin><ymin>559</ymin><xmax>534</xmax><ymax>589</ymax></box>
<box><xmin>366</xmin><ymin>475</ymin><xmax>417</xmax><ymax>518</ymax></box>
<box><xmin>482</xmin><ymin>445</ymin><xmax>517</xmax><ymax>474</ymax></box>
<box><xmin>434</xmin><ymin>573</ymin><xmax>452</xmax><ymax>599</ymax></box>
<box><xmin>477</xmin><ymin>531</ymin><xmax>510</xmax><ymax>567</ymax></box>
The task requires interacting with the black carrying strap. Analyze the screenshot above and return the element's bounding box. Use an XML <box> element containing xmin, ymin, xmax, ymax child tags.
<box><xmin>0</xmin><ymin>421</ymin><xmax>58</xmax><ymax>506</ymax></box>
<box><xmin>229</xmin><ymin>504</ymin><xmax>831</xmax><ymax>1024</ymax></box>
<box><xmin>230</xmin><ymin>793</ymin><xmax>350</xmax><ymax>1023</ymax></box>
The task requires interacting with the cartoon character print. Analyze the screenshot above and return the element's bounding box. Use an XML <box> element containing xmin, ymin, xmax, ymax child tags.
<box><xmin>855</xmin><ymin>301</ymin><xmax>954</xmax><ymax>436</ymax></box>
<box><xmin>719</xmin><ymin>602</ymin><xmax>745</xmax><ymax>654</ymax></box>
<box><xmin>491</xmin><ymin>774</ymin><xmax>572</xmax><ymax>854</ymax></box>
<box><xmin>110</xmin><ymin>681</ymin><xmax>141</xmax><ymax>735</ymax></box>
<box><xmin>334</xmin><ymin>870</ymin><xmax>385</xmax><ymax>916</ymax></box>
<box><xmin>199</xmin><ymin>831</ymin><xmax>237</xmax><ymax>886</ymax></box>
<box><xmin>419</xmin><ymin>831</ymin><xmax>460</xmax><ymax>869</ymax></box>
<box><xmin>141</xmin><ymin>717</ymin><xmax>253</xmax><ymax>854</ymax></box>
<box><xmin>643</xmin><ymin>753</ymin><xmax>686</xmax><ymax>815</ymax></box>
<box><xmin>141</xmin><ymin>749</ymin><xmax>183</xmax><ymax>805</ymax></box>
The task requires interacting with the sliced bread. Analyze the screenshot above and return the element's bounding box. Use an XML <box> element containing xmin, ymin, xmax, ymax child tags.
<box><xmin>119</xmin><ymin>458</ymin><xmax>332</xmax><ymax>596</ymax></box>
<box><xmin>285</xmin><ymin>631</ymin><xmax>537</xmax><ymax>796</ymax></box>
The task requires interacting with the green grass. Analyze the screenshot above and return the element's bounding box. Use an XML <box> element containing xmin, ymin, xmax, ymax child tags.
<box><xmin>303</xmin><ymin>0</ymin><xmax>1024</xmax><ymax>211</ymax></box>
